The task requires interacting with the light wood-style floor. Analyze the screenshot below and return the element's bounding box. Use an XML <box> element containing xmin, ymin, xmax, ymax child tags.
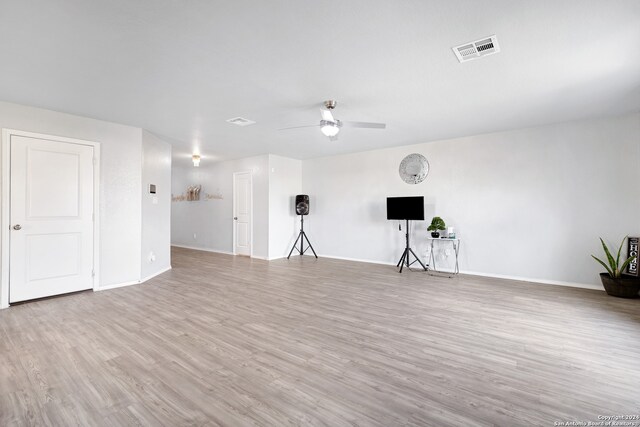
<box><xmin>1</xmin><ymin>247</ymin><xmax>639</xmax><ymax>426</ymax></box>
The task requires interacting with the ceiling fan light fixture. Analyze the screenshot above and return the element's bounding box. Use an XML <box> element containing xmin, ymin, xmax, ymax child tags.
<box><xmin>320</xmin><ymin>120</ymin><xmax>341</xmax><ymax>137</ymax></box>
<box><xmin>278</xmin><ymin>101</ymin><xmax>385</xmax><ymax>139</ymax></box>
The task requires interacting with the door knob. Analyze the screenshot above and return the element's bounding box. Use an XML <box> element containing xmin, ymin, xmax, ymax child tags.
<box><xmin>13</xmin><ymin>224</ymin><xmax>21</xmax><ymax>230</ymax></box>
<box><xmin>233</xmin><ymin>217</ymin><xmax>238</xmax><ymax>220</ymax></box>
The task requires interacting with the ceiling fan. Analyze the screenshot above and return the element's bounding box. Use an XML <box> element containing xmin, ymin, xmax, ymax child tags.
<box><xmin>279</xmin><ymin>100</ymin><xmax>386</xmax><ymax>141</ymax></box>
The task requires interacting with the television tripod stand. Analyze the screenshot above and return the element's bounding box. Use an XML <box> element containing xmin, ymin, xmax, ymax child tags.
<box><xmin>396</xmin><ymin>219</ymin><xmax>427</xmax><ymax>273</ymax></box>
<box><xmin>287</xmin><ymin>215</ymin><xmax>318</xmax><ymax>259</ymax></box>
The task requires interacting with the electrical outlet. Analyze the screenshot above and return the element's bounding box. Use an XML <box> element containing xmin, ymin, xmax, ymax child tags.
<box><xmin>148</xmin><ymin>252</ymin><xmax>156</xmax><ymax>263</ymax></box>
<box><xmin>193</xmin><ymin>233</ymin><xmax>197</xmax><ymax>240</ymax></box>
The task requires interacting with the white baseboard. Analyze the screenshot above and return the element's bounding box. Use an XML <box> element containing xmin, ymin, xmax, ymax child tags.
<box><xmin>459</xmin><ymin>270</ymin><xmax>602</xmax><ymax>291</ymax></box>
<box><xmin>96</xmin><ymin>280</ymin><xmax>139</xmax><ymax>292</ymax></box>
<box><xmin>171</xmin><ymin>244</ymin><xmax>234</xmax><ymax>255</ymax></box>
<box><xmin>255</xmin><ymin>255</ymin><xmax>287</xmax><ymax>261</ymax></box>
<box><xmin>96</xmin><ymin>266</ymin><xmax>173</xmax><ymax>292</ymax></box>
<box><xmin>314</xmin><ymin>253</ymin><xmax>602</xmax><ymax>291</ymax></box>
<box><xmin>173</xmin><ymin>244</ymin><xmax>277</xmax><ymax>260</ymax></box>
<box><xmin>140</xmin><ymin>265</ymin><xmax>172</xmax><ymax>283</ymax></box>
<box><xmin>316</xmin><ymin>253</ymin><xmax>396</xmax><ymax>266</ymax></box>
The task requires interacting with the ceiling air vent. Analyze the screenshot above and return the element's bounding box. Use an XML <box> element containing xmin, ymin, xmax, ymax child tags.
<box><xmin>226</xmin><ymin>117</ymin><xmax>255</xmax><ymax>126</ymax></box>
<box><xmin>453</xmin><ymin>35</ymin><xmax>500</xmax><ymax>63</ymax></box>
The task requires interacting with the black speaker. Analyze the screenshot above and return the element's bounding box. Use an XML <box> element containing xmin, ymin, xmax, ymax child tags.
<box><xmin>295</xmin><ymin>194</ymin><xmax>309</xmax><ymax>215</ymax></box>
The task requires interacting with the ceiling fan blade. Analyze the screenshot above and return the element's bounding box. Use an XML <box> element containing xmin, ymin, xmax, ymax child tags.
<box><xmin>278</xmin><ymin>124</ymin><xmax>319</xmax><ymax>131</ymax></box>
<box><xmin>320</xmin><ymin>109</ymin><xmax>335</xmax><ymax>122</ymax></box>
<box><xmin>342</xmin><ymin>121</ymin><xmax>386</xmax><ymax>129</ymax></box>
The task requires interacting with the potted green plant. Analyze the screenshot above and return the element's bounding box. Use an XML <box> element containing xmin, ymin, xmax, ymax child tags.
<box><xmin>427</xmin><ymin>217</ymin><xmax>446</xmax><ymax>238</ymax></box>
<box><xmin>591</xmin><ymin>237</ymin><xmax>639</xmax><ymax>298</ymax></box>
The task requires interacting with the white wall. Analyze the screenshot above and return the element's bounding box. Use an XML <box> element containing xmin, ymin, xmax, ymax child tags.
<box><xmin>0</xmin><ymin>101</ymin><xmax>143</xmax><ymax>287</ymax></box>
<box><xmin>171</xmin><ymin>155</ymin><xmax>269</xmax><ymax>258</ymax></box>
<box><xmin>302</xmin><ymin>113</ymin><xmax>640</xmax><ymax>289</ymax></box>
<box><xmin>141</xmin><ymin>130</ymin><xmax>172</xmax><ymax>280</ymax></box>
<box><xmin>268</xmin><ymin>154</ymin><xmax>302</xmax><ymax>259</ymax></box>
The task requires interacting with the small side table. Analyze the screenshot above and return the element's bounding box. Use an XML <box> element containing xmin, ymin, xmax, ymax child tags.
<box><xmin>427</xmin><ymin>237</ymin><xmax>461</xmax><ymax>277</ymax></box>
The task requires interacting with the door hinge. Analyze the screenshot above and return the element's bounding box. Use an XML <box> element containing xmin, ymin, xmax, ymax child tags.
<box><xmin>91</xmin><ymin>269</ymin><xmax>95</xmax><ymax>277</ymax></box>
<box><xmin>93</xmin><ymin>157</ymin><xmax>97</xmax><ymax>165</ymax></box>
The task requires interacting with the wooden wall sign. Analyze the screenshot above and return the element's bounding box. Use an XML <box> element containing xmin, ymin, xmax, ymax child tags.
<box><xmin>628</xmin><ymin>237</ymin><xmax>639</xmax><ymax>276</ymax></box>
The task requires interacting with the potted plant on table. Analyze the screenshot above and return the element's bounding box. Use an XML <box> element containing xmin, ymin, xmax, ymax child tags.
<box><xmin>427</xmin><ymin>217</ymin><xmax>446</xmax><ymax>238</ymax></box>
<box><xmin>591</xmin><ymin>236</ymin><xmax>639</xmax><ymax>298</ymax></box>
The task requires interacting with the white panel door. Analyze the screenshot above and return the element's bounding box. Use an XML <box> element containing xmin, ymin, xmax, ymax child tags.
<box><xmin>10</xmin><ymin>135</ymin><xmax>94</xmax><ymax>303</ymax></box>
<box><xmin>233</xmin><ymin>172</ymin><xmax>252</xmax><ymax>256</ymax></box>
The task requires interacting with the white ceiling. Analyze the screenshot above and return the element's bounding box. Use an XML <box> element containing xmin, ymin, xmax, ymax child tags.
<box><xmin>1</xmin><ymin>0</ymin><xmax>639</xmax><ymax>166</ymax></box>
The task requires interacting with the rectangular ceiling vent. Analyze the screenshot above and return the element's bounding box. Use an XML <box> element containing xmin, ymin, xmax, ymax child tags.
<box><xmin>226</xmin><ymin>117</ymin><xmax>255</xmax><ymax>126</ymax></box>
<box><xmin>453</xmin><ymin>35</ymin><xmax>500</xmax><ymax>63</ymax></box>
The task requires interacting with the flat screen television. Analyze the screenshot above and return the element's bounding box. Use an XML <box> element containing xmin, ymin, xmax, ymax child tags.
<box><xmin>386</xmin><ymin>196</ymin><xmax>425</xmax><ymax>220</ymax></box>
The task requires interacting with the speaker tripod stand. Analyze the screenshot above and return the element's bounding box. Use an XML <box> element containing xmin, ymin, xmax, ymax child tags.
<box><xmin>287</xmin><ymin>215</ymin><xmax>318</xmax><ymax>259</ymax></box>
<box><xmin>396</xmin><ymin>219</ymin><xmax>428</xmax><ymax>273</ymax></box>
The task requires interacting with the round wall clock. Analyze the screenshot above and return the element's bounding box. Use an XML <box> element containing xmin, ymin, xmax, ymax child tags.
<box><xmin>399</xmin><ymin>153</ymin><xmax>429</xmax><ymax>184</ymax></box>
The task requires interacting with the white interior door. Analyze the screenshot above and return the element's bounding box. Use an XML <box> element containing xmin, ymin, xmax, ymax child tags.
<box><xmin>9</xmin><ymin>135</ymin><xmax>95</xmax><ymax>303</ymax></box>
<box><xmin>233</xmin><ymin>171</ymin><xmax>252</xmax><ymax>256</ymax></box>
